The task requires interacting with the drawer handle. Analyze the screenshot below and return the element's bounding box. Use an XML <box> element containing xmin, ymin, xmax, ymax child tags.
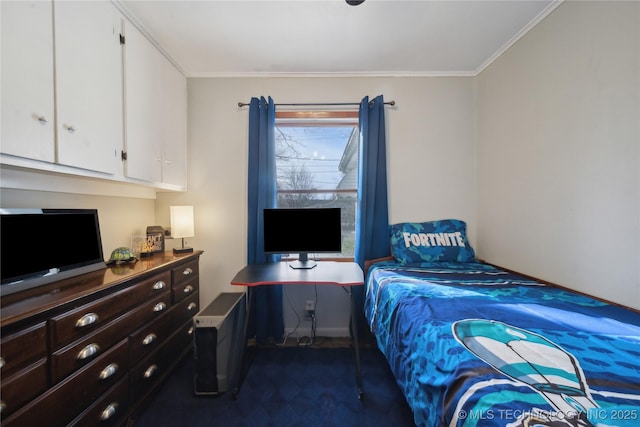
<box><xmin>144</xmin><ymin>364</ymin><xmax>158</xmax><ymax>378</ymax></box>
<box><xmin>0</xmin><ymin>356</ymin><xmax>4</xmax><ymax>369</ymax></box>
<box><xmin>76</xmin><ymin>312</ymin><xmax>99</xmax><ymax>328</ymax></box>
<box><xmin>0</xmin><ymin>401</ymin><xmax>5</xmax><ymax>414</ymax></box>
<box><xmin>183</xmin><ymin>285</ymin><xmax>194</xmax><ymax>293</ymax></box>
<box><xmin>98</xmin><ymin>363</ymin><xmax>119</xmax><ymax>380</ymax></box>
<box><xmin>142</xmin><ymin>333</ymin><xmax>157</xmax><ymax>346</ymax></box>
<box><xmin>182</xmin><ymin>267</ymin><xmax>193</xmax><ymax>276</ymax></box>
<box><xmin>188</xmin><ymin>326</ymin><xmax>194</xmax><ymax>335</ymax></box>
<box><xmin>153</xmin><ymin>280</ymin><xmax>166</xmax><ymax>290</ymax></box>
<box><xmin>187</xmin><ymin>302</ymin><xmax>197</xmax><ymax>311</ymax></box>
<box><xmin>153</xmin><ymin>302</ymin><xmax>167</xmax><ymax>312</ymax></box>
<box><xmin>99</xmin><ymin>402</ymin><xmax>119</xmax><ymax>421</ymax></box>
<box><xmin>77</xmin><ymin>343</ymin><xmax>100</xmax><ymax>360</ymax></box>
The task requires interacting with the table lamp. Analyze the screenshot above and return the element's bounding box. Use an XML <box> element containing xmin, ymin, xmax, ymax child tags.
<box><xmin>170</xmin><ymin>206</ymin><xmax>194</xmax><ymax>254</ymax></box>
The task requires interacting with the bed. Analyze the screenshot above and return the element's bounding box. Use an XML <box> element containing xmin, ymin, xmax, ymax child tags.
<box><xmin>364</xmin><ymin>220</ymin><xmax>640</xmax><ymax>427</ymax></box>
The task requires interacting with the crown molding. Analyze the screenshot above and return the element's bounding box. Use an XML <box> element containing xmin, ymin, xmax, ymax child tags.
<box><xmin>475</xmin><ymin>0</ymin><xmax>564</xmax><ymax>75</ymax></box>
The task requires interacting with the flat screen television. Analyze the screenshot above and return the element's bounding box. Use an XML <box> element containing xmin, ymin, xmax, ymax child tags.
<box><xmin>1</xmin><ymin>208</ymin><xmax>107</xmax><ymax>296</ymax></box>
<box><xmin>263</xmin><ymin>207</ymin><xmax>342</xmax><ymax>269</ymax></box>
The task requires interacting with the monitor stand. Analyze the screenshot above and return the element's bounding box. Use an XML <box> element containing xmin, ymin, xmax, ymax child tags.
<box><xmin>289</xmin><ymin>253</ymin><xmax>317</xmax><ymax>270</ymax></box>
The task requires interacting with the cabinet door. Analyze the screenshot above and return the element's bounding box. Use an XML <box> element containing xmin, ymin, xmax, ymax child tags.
<box><xmin>1</xmin><ymin>1</ymin><xmax>55</xmax><ymax>162</ymax></box>
<box><xmin>123</xmin><ymin>21</ymin><xmax>162</xmax><ymax>183</ymax></box>
<box><xmin>159</xmin><ymin>61</ymin><xmax>187</xmax><ymax>188</ymax></box>
<box><xmin>124</xmin><ymin>20</ymin><xmax>187</xmax><ymax>188</ymax></box>
<box><xmin>54</xmin><ymin>0</ymin><xmax>122</xmax><ymax>175</ymax></box>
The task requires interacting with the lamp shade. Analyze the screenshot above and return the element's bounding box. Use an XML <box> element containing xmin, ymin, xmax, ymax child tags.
<box><xmin>170</xmin><ymin>206</ymin><xmax>194</xmax><ymax>239</ymax></box>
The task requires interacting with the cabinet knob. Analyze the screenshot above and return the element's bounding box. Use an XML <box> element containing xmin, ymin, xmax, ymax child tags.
<box><xmin>188</xmin><ymin>326</ymin><xmax>194</xmax><ymax>335</ymax></box>
<box><xmin>0</xmin><ymin>357</ymin><xmax>4</xmax><ymax>369</ymax></box>
<box><xmin>65</xmin><ymin>124</ymin><xmax>77</xmax><ymax>133</ymax></box>
<box><xmin>153</xmin><ymin>302</ymin><xmax>167</xmax><ymax>313</ymax></box>
<box><xmin>0</xmin><ymin>401</ymin><xmax>5</xmax><ymax>414</ymax></box>
<box><xmin>153</xmin><ymin>281</ymin><xmax>166</xmax><ymax>290</ymax></box>
<box><xmin>99</xmin><ymin>402</ymin><xmax>119</xmax><ymax>421</ymax></box>
<box><xmin>76</xmin><ymin>312</ymin><xmax>99</xmax><ymax>328</ymax></box>
<box><xmin>98</xmin><ymin>363</ymin><xmax>119</xmax><ymax>380</ymax></box>
<box><xmin>142</xmin><ymin>333</ymin><xmax>157</xmax><ymax>346</ymax></box>
<box><xmin>183</xmin><ymin>285</ymin><xmax>194</xmax><ymax>293</ymax></box>
<box><xmin>144</xmin><ymin>364</ymin><xmax>158</xmax><ymax>379</ymax></box>
<box><xmin>187</xmin><ymin>302</ymin><xmax>197</xmax><ymax>311</ymax></box>
<box><xmin>77</xmin><ymin>343</ymin><xmax>100</xmax><ymax>360</ymax></box>
<box><xmin>37</xmin><ymin>116</ymin><xmax>48</xmax><ymax>124</ymax></box>
<box><xmin>182</xmin><ymin>267</ymin><xmax>193</xmax><ymax>276</ymax></box>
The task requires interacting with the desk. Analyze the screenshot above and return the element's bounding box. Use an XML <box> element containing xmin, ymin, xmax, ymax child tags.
<box><xmin>231</xmin><ymin>261</ymin><xmax>365</xmax><ymax>399</ymax></box>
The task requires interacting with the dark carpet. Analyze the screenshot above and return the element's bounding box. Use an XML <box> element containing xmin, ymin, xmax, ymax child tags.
<box><xmin>133</xmin><ymin>346</ymin><xmax>415</xmax><ymax>426</ymax></box>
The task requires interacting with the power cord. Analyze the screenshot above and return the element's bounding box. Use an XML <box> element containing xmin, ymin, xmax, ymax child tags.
<box><xmin>280</xmin><ymin>283</ymin><xmax>321</xmax><ymax>347</ymax></box>
<box><xmin>298</xmin><ymin>284</ymin><xmax>318</xmax><ymax>347</ymax></box>
<box><xmin>280</xmin><ymin>286</ymin><xmax>301</xmax><ymax>346</ymax></box>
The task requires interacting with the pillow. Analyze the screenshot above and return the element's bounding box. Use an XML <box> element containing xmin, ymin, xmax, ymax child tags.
<box><xmin>389</xmin><ymin>219</ymin><xmax>476</xmax><ymax>263</ymax></box>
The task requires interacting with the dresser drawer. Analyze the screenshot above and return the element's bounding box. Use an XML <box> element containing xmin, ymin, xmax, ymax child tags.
<box><xmin>168</xmin><ymin>291</ymin><xmax>199</xmax><ymax>328</ymax></box>
<box><xmin>170</xmin><ymin>319</ymin><xmax>196</xmax><ymax>361</ymax></box>
<box><xmin>172</xmin><ymin>275</ymin><xmax>198</xmax><ymax>304</ymax></box>
<box><xmin>3</xmin><ymin>339</ymin><xmax>129</xmax><ymax>427</ymax></box>
<box><xmin>129</xmin><ymin>312</ymin><xmax>168</xmax><ymax>364</ymax></box>
<box><xmin>0</xmin><ymin>358</ymin><xmax>48</xmax><ymax>419</ymax></box>
<box><xmin>0</xmin><ymin>321</ymin><xmax>47</xmax><ymax>377</ymax></box>
<box><xmin>69</xmin><ymin>375</ymin><xmax>129</xmax><ymax>427</ymax></box>
<box><xmin>51</xmin><ymin>292</ymin><xmax>171</xmax><ymax>383</ymax></box>
<box><xmin>131</xmin><ymin>320</ymin><xmax>194</xmax><ymax>403</ymax></box>
<box><xmin>49</xmin><ymin>271</ymin><xmax>171</xmax><ymax>349</ymax></box>
<box><xmin>130</xmin><ymin>351</ymin><xmax>166</xmax><ymax>403</ymax></box>
<box><xmin>172</xmin><ymin>259</ymin><xmax>199</xmax><ymax>287</ymax></box>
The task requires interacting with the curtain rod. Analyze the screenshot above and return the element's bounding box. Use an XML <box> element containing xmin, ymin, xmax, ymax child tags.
<box><xmin>237</xmin><ymin>100</ymin><xmax>395</xmax><ymax>108</ymax></box>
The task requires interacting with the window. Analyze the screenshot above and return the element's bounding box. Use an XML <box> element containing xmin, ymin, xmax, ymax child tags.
<box><xmin>275</xmin><ymin>111</ymin><xmax>359</xmax><ymax>258</ymax></box>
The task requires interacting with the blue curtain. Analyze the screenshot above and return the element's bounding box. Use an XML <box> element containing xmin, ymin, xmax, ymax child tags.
<box><xmin>355</xmin><ymin>95</ymin><xmax>390</xmax><ymax>266</ymax></box>
<box><xmin>354</xmin><ymin>95</ymin><xmax>390</xmax><ymax>336</ymax></box>
<box><xmin>247</xmin><ymin>96</ymin><xmax>284</xmax><ymax>344</ymax></box>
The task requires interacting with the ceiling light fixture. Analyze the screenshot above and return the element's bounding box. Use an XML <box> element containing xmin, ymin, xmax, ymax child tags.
<box><xmin>346</xmin><ymin>0</ymin><xmax>365</xmax><ymax>5</ymax></box>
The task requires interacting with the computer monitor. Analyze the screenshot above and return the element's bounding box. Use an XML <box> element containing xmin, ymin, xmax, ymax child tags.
<box><xmin>263</xmin><ymin>207</ymin><xmax>342</xmax><ymax>269</ymax></box>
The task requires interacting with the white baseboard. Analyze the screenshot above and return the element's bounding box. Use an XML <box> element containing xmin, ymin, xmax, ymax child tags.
<box><xmin>283</xmin><ymin>326</ymin><xmax>350</xmax><ymax>338</ymax></box>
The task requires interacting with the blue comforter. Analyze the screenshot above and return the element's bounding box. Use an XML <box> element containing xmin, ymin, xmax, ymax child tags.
<box><xmin>364</xmin><ymin>261</ymin><xmax>640</xmax><ymax>427</ymax></box>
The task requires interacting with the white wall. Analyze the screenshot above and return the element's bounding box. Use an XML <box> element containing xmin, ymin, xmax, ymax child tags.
<box><xmin>156</xmin><ymin>76</ymin><xmax>477</xmax><ymax>335</ymax></box>
<box><xmin>476</xmin><ymin>1</ymin><xmax>640</xmax><ymax>309</ymax></box>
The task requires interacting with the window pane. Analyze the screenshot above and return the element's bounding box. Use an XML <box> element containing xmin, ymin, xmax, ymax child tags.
<box><xmin>275</xmin><ymin>121</ymin><xmax>358</xmax><ymax>257</ymax></box>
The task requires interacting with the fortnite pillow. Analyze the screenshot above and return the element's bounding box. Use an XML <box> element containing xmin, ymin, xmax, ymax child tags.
<box><xmin>390</xmin><ymin>219</ymin><xmax>476</xmax><ymax>263</ymax></box>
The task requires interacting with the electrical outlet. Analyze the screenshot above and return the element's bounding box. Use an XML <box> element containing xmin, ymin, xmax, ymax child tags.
<box><xmin>304</xmin><ymin>300</ymin><xmax>315</xmax><ymax>318</ymax></box>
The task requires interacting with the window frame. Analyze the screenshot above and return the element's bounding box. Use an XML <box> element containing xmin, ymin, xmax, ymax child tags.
<box><xmin>274</xmin><ymin>110</ymin><xmax>359</xmax><ymax>262</ymax></box>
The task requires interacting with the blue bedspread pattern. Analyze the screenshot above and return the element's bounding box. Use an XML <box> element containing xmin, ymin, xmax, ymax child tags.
<box><xmin>364</xmin><ymin>261</ymin><xmax>640</xmax><ymax>427</ymax></box>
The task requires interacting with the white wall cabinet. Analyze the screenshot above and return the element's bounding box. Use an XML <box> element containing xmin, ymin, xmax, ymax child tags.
<box><xmin>123</xmin><ymin>21</ymin><xmax>187</xmax><ymax>189</ymax></box>
<box><xmin>1</xmin><ymin>1</ymin><xmax>55</xmax><ymax>162</ymax></box>
<box><xmin>1</xmin><ymin>0</ymin><xmax>122</xmax><ymax>176</ymax></box>
<box><xmin>1</xmin><ymin>1</ymin><xmax>187</xmax><ymax>192</ymax></box>
<box><xmin>54</xmin><ymin>1</ymin><xmax>123</xmax><ymax>175</ymax></box>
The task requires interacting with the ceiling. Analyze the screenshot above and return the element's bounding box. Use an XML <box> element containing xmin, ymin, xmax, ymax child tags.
<box><xmin>117</xmin><ymin>0</ymin><xmax>560</xmax><ymax>78</ymax></box>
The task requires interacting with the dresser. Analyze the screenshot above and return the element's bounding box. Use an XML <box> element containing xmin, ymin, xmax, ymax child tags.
<box><xmin>0</xmin><ymin>251</ymin><xmax>202</xmax><ymax>426</ymax></box>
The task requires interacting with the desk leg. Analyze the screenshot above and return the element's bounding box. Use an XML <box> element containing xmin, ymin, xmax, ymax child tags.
<box><xmin>350</xmin><ymin>286</ymin><xmax>364</xmax><ymax>400</ymax></box>
<box><xmin>232</xmin><ymin>288</ymin><xmax>253</xmax><ymax>399</ymax></box>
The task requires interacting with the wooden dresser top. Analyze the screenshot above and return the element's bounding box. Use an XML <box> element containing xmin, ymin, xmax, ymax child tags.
<box><xmin>1</xmin><ymin>251</ymin><xmax>203</xmax><ymax>328</ymax></box>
